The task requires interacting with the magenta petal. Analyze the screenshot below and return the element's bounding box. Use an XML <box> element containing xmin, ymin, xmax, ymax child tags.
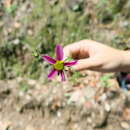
<box><xmin>64</xmin><ymin>61</ymin><xmax>77</xmax><ymax>67</ymax></box>
<box><xmin>42</xmin><ymin>55</ymin><xmax>56</xmax><ymax>64</ymax></box>
<box><xmin>48</xmin><ymin>69</ymin><xmax>57</xmax><ymax>79</ymax></box>
<box><xmin>60</xmin><ymin>71</ymin><xmax>65</xmax><ymax>81</ymax></box>
<box><xmin>55</xmin><ymin>44</ymin><xmax>63</xmax><ymax>60</ymax></box>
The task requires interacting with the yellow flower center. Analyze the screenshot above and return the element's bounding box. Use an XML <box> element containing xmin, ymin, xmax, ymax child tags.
<box><xmin>54</xmin><ymin>61</ymin><xmax>64</xmax><ymax>70</ymax></box>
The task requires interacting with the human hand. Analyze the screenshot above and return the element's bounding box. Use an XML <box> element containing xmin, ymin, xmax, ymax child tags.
<box><xmin>63</xmin><ymin>40</ymin><xmax>124</xmax><ymax>72</ymax></box>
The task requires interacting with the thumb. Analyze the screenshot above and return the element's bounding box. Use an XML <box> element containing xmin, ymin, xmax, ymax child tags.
<box><xmin>72</xmin><ymin>58</ymin><xmax>96</xmax><ymax>71</ymax></box>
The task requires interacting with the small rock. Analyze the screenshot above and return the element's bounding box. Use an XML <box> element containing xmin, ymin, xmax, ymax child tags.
<box><xmin>0</xmin><ymin>121</ymin><xmax>11</xmax><ymax>130</ymax></box>
<box><xmin>7</xmin><ymin>28</ymin><xmax>13</xmax><ymax>33</ymax></box>
<box><xmin>26</xmin><ymin>95</ymin><xmax>32</xmax><ymax>100</ymax></box>
<box><xmin>83</xmin><ymin>86</ymin><xmax>96</xmax><ymax>99</ymax></box>
<box><xmin>26</xmin><ymin>125</ymin><xmax>36</xmax><ymax>130</ymax></box>
<box><xmin>84</xmin><ymin>101</ymin><xmax>93</xmax><ymax>109</ymax></box>
<box><xmin>28</xmin><ymin>79</ymin><xmax>36</xmax><ymax>86</ymax></box>
<box><xmin>99</xmin><ymin>94</ymin><xmax>107</xmax><ymax>102</ymax></box>
<box><xmin>14</xmin><ymin>22</ymin><xmax>21</xmax><ymax>29</ymax></box>
<box><xmin>19</xmin><ymin>91</ymin><xmax>25</xmax><ymax>97</ymax></box>
<box><xmin>119</xmin><ymin>21</ymin><xmax>129</xmax><ymax>28</ymax></box>
<box><xmin>91</xmin><ymin>107</ymin><xmax>108</xmax><ymax>128</ymax></box>
<box><xmin>57</xmin><ymin>111</ymin><xmax>61</xmax><ymax>117</ymax></box>
<box><xmin>123</xmin><ymin>108</ymin><xmax>130</xmax><ymax>120</ymax></box>
<box><xmin>27</xmin><ymin>29</ymin><xmax>33</xmax><ymax>36</ymax></box>
<box><xmin>68</xmin><ymin>90</ymin><xmax>82</xmax><ymax>103</ymax></box>
<box><xmin>110</xmin><ymin>92</ymin><xmax>126</xmax><ymax>114</ymax></box>
<box><xmin>13</xmin><ymin>39</ymin><xmax>20</xmax><ymax>45</ymax></box>
<box><xmin>20</xmin><ymin>99</ymin><xmax>40</xmax><ymax>113</ymax></box>
<box><xmin>0</xmin><ymin>21</ymin><xmax>4</xmax><ymax>27</ymax></box>
<box><xmin>106</xmin><ymin>90</ymin><xmax>119</xmax><ymax>100</ymax></box>
<box><xmin>16</xmin><ymin>77</ymin><xmax>23</xmax><ymax>83</ymax></box>
<box><xmin>87</xmin><ymin>117</ymin><xmax>92</xmax><ymax>123</ymax></box>
<box><xmin>104</xmin><ymin>103</ymin><xmax>111</xmax><ymax>112</ymax></box>
<box><xmin>120</xmin><ymin>122</ymin><xmax>130</xmax><ymax>129</ymax></box>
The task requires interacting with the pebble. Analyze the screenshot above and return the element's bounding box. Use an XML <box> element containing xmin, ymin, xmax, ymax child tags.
<box><xmin>123</xmin><ymin>108</ymin><xmax>130</xmax><ymax>120</ymax></box>
<box><xmin>104</xmin><ymin>103</ymin><xmax>111</xmax><ymax>112</ymax></box>
<box><xmin>0</xmin><ymin>21</ymin><xmax>4</xmax><ymax>27</ymax></box>
<box><xmin>83</xmin><ymin>86</ymin><xmax>96</xmax><ymax>99</ymax></box>
<box><xmin>87</xmin><ymin>117</ymin><xmax>92</xmax><ymax>123</ymax></box>
<box><xmin>91</xmin><ymin>107</ymin><xmax>108</xmax><ymax>128</ymax></box>
<box><xmin>7</xmin><ymin>28</ymin><xmax>13</xmax><ymax>33</ymax></box>
<box><xmin>28</xmin><ymin>79</ymin><xmax>36</xmax><ymax>86</ymax></box>
<box><xmin>120</xmin><ymin>122</ymin><xmax>130</xmax><ymax>129</ymax></box>
<box><xmin>16</xmin><ymin>77</ymin><xmax>23</xmax><ymax>83</ymax></box>
<box><xmin>0</xmin><ymin>121</ymin><xmax>11</xmax><ymax>130</ymax></box>
<box><xmin>119</xmin><ymin>21</ymin><xmax>129</xmax><ymax>28</ymax></box>
<box><xmin>27</xmin><ymin>29</ymin><xmax>33</xmax><ymax>36</ymax></box>
<box><xmin>84</xmin><ymin>101</ymin><xmax>93</xmax><ymax>109</ymax></box>
<box><xmin>57</xmin><ymin>111</ymin><xmax>61</xmax><ymax>117</ymax></box>
<box><xmin>14</xmin><ymin>22</ymin><xmax>21</xmax><ymax>29</ymax></box>
<box><xmin>99</xmin><ymin>94</ymin><xmax>107</xmax><ymax>102</ymax></box>
<box><xmin>68</xmin><ymin>90</ymin><xmax>82</xmax><ymax>103</ymax></box>
<box><xmin>26</xmin><ymin>125</ymin><xmax>36</xmax><ymax>130</ymax></box>
<box><xmin>106</xmin><ymin>90</ymin><xmax>118</xmax><ymax>100</ymax></box>
<box><xmin>13</xmin><ymin>39</ymin><xmax>20</xmax><ymax>45</ymax></box>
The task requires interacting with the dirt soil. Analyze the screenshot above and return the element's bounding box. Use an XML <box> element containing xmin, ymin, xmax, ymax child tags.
<box><xmin>1</xmin><ymin>0</ymin><xmax>130</xmax><ymax>130</ymax></box>
<box><xmin>0</xmin><ymin>71</ymin><xmax>130</xmax><ymax>130</ymax></box>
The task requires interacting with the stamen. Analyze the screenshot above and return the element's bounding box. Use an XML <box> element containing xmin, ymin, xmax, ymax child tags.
<box><xmin>54</xmin><ymin>61</ymin><xmax>64</xmax><ymax>71</ymax></box>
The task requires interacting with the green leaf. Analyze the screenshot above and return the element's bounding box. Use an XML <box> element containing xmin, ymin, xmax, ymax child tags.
<box><xmin>70</xmin><ymin>71</ymin><xmax>81</xmax><ymax>82</ymax></box>
<box><xmin>5</xmin><ymin>4</ymin><xmax>17</xmax><ymax>14</ymax></box>
<box><xmin>32</xmin><ymin>51</ymin><xmax>39</xmax><ymax>57</ymax></box>
<box><xmin>64</xmin><ymin>57</ymin><xmax>74</xmax><ymax>62</ymax></box>
<box><xmin>96</xmin><ymin>0</ymin><xmax>108</xmax><ymax>8</ymax></box>
<box><xmin>100</xmin><ymin>75</ymin><xmax>111</xmax><ymax>81</ymax></box>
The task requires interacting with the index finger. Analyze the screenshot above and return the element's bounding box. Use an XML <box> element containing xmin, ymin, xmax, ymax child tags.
<box><xmin>63</xmin><ymin>40</ymin><xmax>89</xmax><ymax>60</ymax></box>
<box><xmin>63</xmin><ymin>41</ymin><xmax>82</xmax><ymax>59</ymax></box>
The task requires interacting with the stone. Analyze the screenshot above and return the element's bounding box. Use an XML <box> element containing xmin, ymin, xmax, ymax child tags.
<box><xmin>106</xmin><ymin>90</ymin><xmax>119</xmax><ymax>100</ymax></box>
<box><xmin>14</xmin><ymin>22</ymin><xmax>21</xmax><ymax>29</ymax></box>
<box><xmin>120</xmin><ymin>122</ymin><xmax>130</xmax><ymax>129</ymax></box>
<box><xmin>26</xmin><ymin>125</ymin><xmax>36</xmax><ymax>130</ymax></box>
<box><xmin>83</xmin><ymin>86</ymin><xmax>96</xmax><ymax>99</ymax></box>
<box><xmin>0</xmin><ymin>121</ymin><xmax>11</xmax><ymax>130</ymax></box>
<box><xmin>68</xmin><ymin>90</ymin><xmax>82</xmax><ymax>104</ymax></box>
<box><xmin>123</xmin><ymin>108</ymin><xmax>130</xmax><ymax>120</ymax></box>
<box><xmin>28</xmin><ymin>79</ymin><xmax>36</xmax><ymax>86</ymax></box>
<box><xmin>16</xmin><ymin>77</ymin><xmax>23</xmax><ymax>83</ymax></box>
<box><xmin>13</xmin><ymin>39</ymin><xmax>20</xmax><ymax>45</ymax></box>
<box><xmin>27</xmin><ymin>29</ymin><xmax>33</xmax><ymax>36</ymax></box>
<box><xmin>104</xmin><ymin>103</ymin><xmax>111</xmax><ymax>112</ymax></box>
<box><xmin>91</xmin><ymin>106</ymin><xmax>108</xmax><ymax>128</ymax></box>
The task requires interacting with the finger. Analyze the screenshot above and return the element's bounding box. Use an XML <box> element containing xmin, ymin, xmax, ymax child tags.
<box><xmin>63</xmin><ymin>40</ymin><xmax>89</xmax><ymax>60</ymax></box>
<box><xmin>72</xmin><ymin>58</ymin><xmax>98</xmax><ymax>71</ymax></box>
<box><xmin>63</xmin><ymin>43</ymin><xmax>80</xmax><ymax>60</ymax></box>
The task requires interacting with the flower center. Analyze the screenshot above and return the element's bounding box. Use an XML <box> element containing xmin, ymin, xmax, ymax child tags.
<box><xmin>54</xmin><ymin>61</ymin><xmax>64</xmax><ymax>70</ymax></box>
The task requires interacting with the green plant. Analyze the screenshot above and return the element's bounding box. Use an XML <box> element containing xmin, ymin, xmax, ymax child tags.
<box><xmin>100</xmin><ymin>74</ymin><xmax>113</xmax><ymax>88</ymax></box>
<box><xmin>70</xmin><ymin>71</ymin><xmax>82</xmax><ymax>83</ymax></box>
<box><xmin>19</xmin><ymin>81</ymin><xmax>29</xmax><ymax>92</ymax></box>
<box><xmin>96</xmin><ymin>0</ymin><xmax>109</xmax><ymax>9</ymax></box>
<box><xmin>5</xmin><ymin>3</ymin><xmax>17</xmax><ymax>14</ymax></box>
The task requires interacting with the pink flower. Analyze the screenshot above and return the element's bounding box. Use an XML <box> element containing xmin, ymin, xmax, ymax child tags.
<box><xmin>42</xmin><ymin>44</ymin><xmax>77</xmax><ymax>81</ymax></box>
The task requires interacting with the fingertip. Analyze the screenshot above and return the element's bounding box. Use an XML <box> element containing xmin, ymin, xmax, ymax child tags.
<box><xmin>71</xmin><ymin>63</ymin><xmax>81</xmax><ymax>71</ymax></box>
<box><xmin>63</xmin><ymin>42</ymin><xmax>83</xmax><ymax>60</ymax></box>
<box><xmin>72</xmin><ymin>59</ymin><xmax>94</xmax><ymax>71</ymax></box>
<box><xmin>63</xmin><ymin>46</ymin><xmax>71</xmax><ymax>60</ymax></box>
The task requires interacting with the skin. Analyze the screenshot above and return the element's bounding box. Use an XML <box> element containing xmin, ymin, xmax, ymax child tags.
<box><xmin>63</xmin><ymin>40</ymin><xmax>130</xmax><ymax>72</ymax></box>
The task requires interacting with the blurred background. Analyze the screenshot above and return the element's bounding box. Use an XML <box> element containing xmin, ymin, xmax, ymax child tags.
<box><xmin>0</xmin><ymin>0</ymin><xmax>130</xmax><ymax>80</ymax></box>
<box><xmin>1</xmin><ymin>0</ymin><xmax>130</xmax><ymax>130</ymax></box>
